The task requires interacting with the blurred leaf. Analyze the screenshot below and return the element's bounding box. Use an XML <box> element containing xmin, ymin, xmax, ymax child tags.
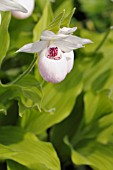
<box><xmin>54</xmin><ymin>0</ymin><xmax>74</xmax><ymax>17</ymax></box>
<box><xmin>79</xmin><ymin>0</ymin><xmax>113</xmax><ymax>31</ymax></box>
<box><xmin>19</xmin><ymin>64</ymin><xmax>83</xmax><ymax>134</ymax></box>
<box><xmin>61</xmin><ymin>8</ymin><xmax>76</xmax><ymax>27</ymax></box>
<box><xmin>46</xmin><ymin>10</ymin><xmax>65</xmax><ymax>33</ymax></box>
<box><xmin>0</xmin><ymin>101</ymin><xmax>18</xmax><ymax>126</ymax></box>
<box><xmin>50</xmin><ymin>93</ymin><xmax>84</xmax><ymax>162</ymax></box>
<box><xmin>0</xmin><ymin>126</ymin><xmax>60</xmax><ymax>170</ymax></box>
<box><xmin>7</xmin><ymin>160</ymin><xmax>29</xmax><ymax>170</ymax></box>
<box><xmin>9</xmin><ymin>17</ymin><xmax>34</xmax><ymax>52</ymax></box>
<box><xmin>67</xmin><ymin>141</ymin><xmax>113</xmax><ymax>170</ymax></box>
<box><xmin>84</xmin><ymin>90</ymin><xmax>113</xmax><ymax>124</ymax></box>
<box><xmin>75</xmin><ymin>30</ymin><xmax>113</xmax><ymax>93</ymax></box>
<box><xmin>0</xmin><ymin>12</ymin><xmax>11</xmax><ymax>65</ymax></box>
<box><xmin>33</xmin><ymin>1</ymin><xmax>53</xmax><ymax>41</ymax></box>
<box><xmin>35</xmin><ymin>0</ymin><xmax>49</xmax><ymax>11</ymax></box>
<box><xmin>50</xmin><ymin>90</ymin><xmax>113</xmax><ymax>170</ymax></box>
<box><xmin>0</xmin><ymin>104</ymin><xmax>7</xmax><ymax>115</ymax></box>
<box><xmin>80</xmin><ymin>0</ymin><xmax>110</xmax><ymax>15</ymax></box>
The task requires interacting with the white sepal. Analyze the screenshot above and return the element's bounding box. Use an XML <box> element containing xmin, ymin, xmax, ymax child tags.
<box><xmin>38</xmin><ymin>47</ymin><xmax>68</xmax><ymax>83</ymax></box>
<box><xmin>41</xmin><ymin>30</ymin><xmax>68</xmax><ymax>41</ymax></box>
<box><xmin>65</xmin><ymin>35</ymin><xmax>93</xmax><ymax>45</ymax></box>
<box><xmin>59</xmin><ymin>27</ymin><xmax>77</xmax><ymax>35</ymax></box>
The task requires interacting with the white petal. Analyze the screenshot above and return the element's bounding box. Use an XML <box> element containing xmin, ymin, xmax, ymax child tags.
<box><xmin>54</xmin><ymin>35</ymin><xmax>92</xmax><ymax>52</ymax></box>
<box><xmin>41</xmin><ymin>30</ymin><xmax>68</xmax><ymax>41</ymax></box>
<box><xmin>12</xmin><ymin>0</ymin><xmax>34</xmax><ymax>19</ymax></box>
<box><xmin>0</xmin><ymin>13</ymin><xmax>1</xmax><ymax>25</ymax></box>
<box><xmin>64</xmin><ymin>51</ymin><xmax>74</xmax><ymax>73</ymax></box>
<box><xmin>38</xmin><ymin>48</ymin><xmax>68</xmax><ymax>83</ymax></box>
<box><xmin>54</xmin><ymin>39</ymin><xmax>83</xmax><ymax>52</ymax></box>
<box><xmin>17</xmin><ymin>41</ymin><xmax>48</xmax><ymax>53</ymax></box>
<box><xmin>65</xmin><ymin>35</ymin><xmax>93</xmax><ymax>45</ymax></box>
<box><xmin>0</xmin><ymin>0</ymin><xmax>27</xmax><ymax>13</ymax></box>
<box><xmin>58</xmin><ymin>27</ymin><xmax>77</xmax><ymax>34</ymax></box>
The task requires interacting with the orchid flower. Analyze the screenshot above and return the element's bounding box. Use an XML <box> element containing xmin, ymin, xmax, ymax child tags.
<box><xmin>12</xmin><ymin>0</ymin><xmax>35</xmax><ymax>19</ymax></box>
<box><xmin>17</xmin><ymin>27</ymin><xmax>92</xmax><ymax>83</ymax></box>
<box><xmin>0</xmin><ymin>0</ymin><xmax>27</xmax><ymax>24</ymax></box>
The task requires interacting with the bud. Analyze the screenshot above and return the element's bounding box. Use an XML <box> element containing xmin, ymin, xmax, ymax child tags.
<box><xmin>12</xmin><ymin>0</ymin><xmax>35</xmax><ymax>19</ymax></box>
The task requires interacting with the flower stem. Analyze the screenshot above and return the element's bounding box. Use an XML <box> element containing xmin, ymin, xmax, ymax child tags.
<box><xmin>9</xmin><ymin>54</ymin><xmax>38</xmax><ymax>85</ymax></box>
<box><xmin>94</xmin><ymin>27</ymin><xmax>112</xmax><ymax>53</ymax></box>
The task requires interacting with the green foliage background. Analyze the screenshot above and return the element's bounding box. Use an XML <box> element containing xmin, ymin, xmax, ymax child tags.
<box><xmin>0</xmin><ymin>0</ymin><xmax>113</xmax><ymax>170</ymax></box>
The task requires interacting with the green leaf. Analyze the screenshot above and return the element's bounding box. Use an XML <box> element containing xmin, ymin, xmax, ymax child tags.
<box><xmin>0</xmin><ymin>104</ymin><xmax>7</xmax><ymax>115</ymax></box>
<box><xmin>19</xmin><ymin>64</ymin><xmax>83</xmax><ymax>134</ymax></box>
<box><xmin>46</xmin><ymin>10</ymin><xmax>65</xmax><ymax>33</ymax></box>
<box><xmin>0</xmin><ymin>75</ymin><xmax>42</xmax><ymax>116</ymax></box>
<box><xmin>7</xmin><ymin>160</ymin><xmax>29</xmax><ymax>170</ymax></box>
<box><xmin>50</xmin><ymin>93</ymin><xmax>84</xmax><ymax>162</ymax></box>
<box><xmin>50</xmin><ymin>90</ymin><xmax>113</xmax><ymax>170</ymax></box>
<box><xmin>68</xmin><ymin>141</ymin><xmax>113</xmax><ymax>170</ymax></box>
<box><xmin>80</xmin><ymin>0</ymin><xmax>109</xmax><ymax>15</ymax></box>
<box><xmin>35</xmin><ymin>0</ymin><xmax>49</xmax><ymax>12</ymax></box>
<box><xmin>9</xmin><ymin>17</ymin><xmax>34</xmax><ymax>51</ymax></box>
<box><xmin>61</xmin><ymin>8</ymin><xmax>76</xmax><ymax>27</ymax></box>
<box><xmin>54</xmin><ymin>0</ymin><xmax>74</xmax><ymax>17</ymax></box>
<box><xmin>0</xmin><ymin>12</ymin><xmax>11</xmax><ymax>65</ymax></box>
<box><xmin>84</xmin><ymin>90</ymin><xmax>113</xmax><ymax>124</ymax></box>
<box><xmin>33</xmin><ymin>1</ymin><xmax>53</xmax><ymax>41</ymax></box>
<box><xmin>75</xmin><ymin>30</ymin><xmax>113</xmax><ymax>93</ymax></box>
<box><xmin>0</xmin><ymin>126</ymin><xmax>60</xmax><ymax>170</ymax></box>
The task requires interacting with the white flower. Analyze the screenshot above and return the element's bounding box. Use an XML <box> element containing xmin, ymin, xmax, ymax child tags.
<box><xmin>0</xmin><ymin>0</ymin><xmax>27</xmax><ymax>24</ymax></box>
<box><xmin>17</xmin><ymin>27</ymin><xmax>93</xmax><ymax>83</ymax></box>
<box><xmin>38</xmin><ymin>44</ymin><xmax>68</xmax><ymax>83</ymax></box>
<box><xmin>12</xmin><ymin>0</ymin><xmax>35</xmax><ymax>19</ymax></box>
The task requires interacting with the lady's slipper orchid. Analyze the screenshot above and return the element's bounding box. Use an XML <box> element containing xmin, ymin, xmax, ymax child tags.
<box><xmin>0</xmin><ymin>0</ymin><xmax>27</xmax><ymax>24</ymax></box>
<box><xmin>12</xmin><ymin>0</ymin><xmax>35</xmax><ymax>19</ymax></box>
<box><xmin>17</xmin><ymin>27</ymin><xmax>92</xmax><ymax>83</ymax></box>
<box><xmin>38</xmin><ymin>44</ymin><xmax>68</xmax><ymax>83</ymax></box>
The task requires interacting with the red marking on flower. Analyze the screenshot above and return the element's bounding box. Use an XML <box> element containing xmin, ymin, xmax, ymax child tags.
<box><xmin>47</xmin><ymin>47</ymin><xmax>61</xmax><ymax>60</ymax></box>
<box><xmin>49</xmin><ymin>47</ymin><xmax>58</xmax><ymax>57</ymax></box>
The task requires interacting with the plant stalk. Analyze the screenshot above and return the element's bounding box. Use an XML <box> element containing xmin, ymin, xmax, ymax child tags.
<box><xmin>9</xmin><ymin>54</ymin><xmax>38</xmax><ymax>85</ymax></box>
<box><xmin>94</xmin><ymin>27</ymin><xmax>112</xmax><ymax>53</ymax></box>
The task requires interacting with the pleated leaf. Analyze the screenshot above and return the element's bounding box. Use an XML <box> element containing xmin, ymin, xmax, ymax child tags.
<box><xmin>0</xmin><ymin>75</ymin><xmax>42</xmax><ymax>116</ymax></box>
<box><xmin>0</xmin><ymin>126</ymin><xmax>60</xmax><ymax>170</ymax></box>
<box><xmin>51</xmin><ymin>91</ymin><xmax>113</xmax><ymax>170</ymax></box>
<box><xmin>19</xmin><ymin>64</ymin><xmax>83</xmax><ymax>134</ymax></box>
<box><xmin>0</xmin><ymin>12</ymin><xmax>11</xmax><ymax>65</ymax></box>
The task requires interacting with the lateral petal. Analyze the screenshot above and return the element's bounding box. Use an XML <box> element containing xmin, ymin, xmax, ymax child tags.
<box><xmin>65</xmin><ymin>35</ymin><xmax>93</xmax><ymax>45</ymax></box>
<box><xmin>17</xmin><ymin>41</ymin><xmax>48</xmax><ymax>53</ymax></box>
